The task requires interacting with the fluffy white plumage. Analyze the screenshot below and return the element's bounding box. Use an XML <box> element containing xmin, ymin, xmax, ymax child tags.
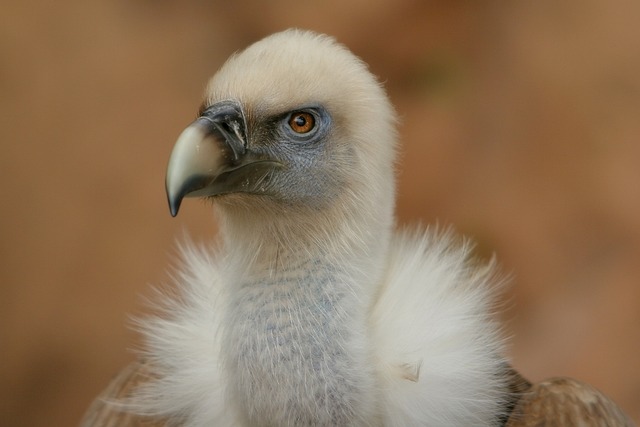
<box><xmin>134</xmin><ymin>229</ymin><xmax>508</xmax><ymax>426</ymax></box>
<box><xmin>133</xmin><ymin>29</ymin><xmax>510</xmax><ymax>426</ymax></box>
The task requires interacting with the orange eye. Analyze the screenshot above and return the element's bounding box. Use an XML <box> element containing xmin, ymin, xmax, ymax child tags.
<box><xmin>288</xmin><ymin>112</ymin><xmax>315</xmax><ymax>134</ymax></box>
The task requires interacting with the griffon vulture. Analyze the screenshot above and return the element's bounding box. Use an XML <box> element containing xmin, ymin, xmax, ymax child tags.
<box><xmin>81</xmin><ymin>29</ymin><xmax>634</xmax><ymax>426</ymax></box>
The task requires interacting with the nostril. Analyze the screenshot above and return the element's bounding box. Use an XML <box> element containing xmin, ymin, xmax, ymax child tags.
<box><xmin>220</xmin><ymin>121</ymin><xmax>233</xmax><ymax>133</ymax></box>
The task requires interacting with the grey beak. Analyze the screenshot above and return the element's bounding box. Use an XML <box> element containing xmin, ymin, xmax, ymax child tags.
<box><xmin>165</xmin><ymin>101</ymin><xmax>283</xmax><ymax>216</ymax></box>
<box><xmin>165</xmin><ymin>101</ymin><xmax>246</xmax><ymax>216</ymax></box>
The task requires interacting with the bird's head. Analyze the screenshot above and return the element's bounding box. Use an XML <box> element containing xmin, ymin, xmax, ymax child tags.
<box><xmin>166</xmin><ymin>29</ymin><xmax>397</xmax><ymax>232</ymax></box>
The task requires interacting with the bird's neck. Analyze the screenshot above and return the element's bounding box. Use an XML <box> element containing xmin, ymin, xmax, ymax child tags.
<box><xmin>217</xmin><ymin>201</ymin><xmax>391</xmax><ymax>424</ymax></box>
<box><xmin>217</xmin><ymin>199</ymin><xmax>392</xmax><ymax>288</ymax></box>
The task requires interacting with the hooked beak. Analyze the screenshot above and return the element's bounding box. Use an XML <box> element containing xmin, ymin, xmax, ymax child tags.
<box><xmin>165</xmin><ymin>101</ymin><xmax>279</xmax><ymax>216</ymax></box>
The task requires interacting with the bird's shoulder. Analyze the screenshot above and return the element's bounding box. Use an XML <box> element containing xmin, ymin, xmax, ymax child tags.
<box><xmin>506</xmin><ymin>377</ymin><xmax>635</xmax><ymax>427</ymax></box>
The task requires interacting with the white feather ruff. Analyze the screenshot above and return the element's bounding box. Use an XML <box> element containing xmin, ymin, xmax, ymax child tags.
<box><xmin>132</xmin><ymin>227</ymin><xmax>508</xmax><ymax>426</ymax></box>
<box><xmin>132</xmin><ymin>240</ymin><xmax>237</xmax><ymax>425</ymax></box>
<box><xmin>372</xmin><ymin>228</ymin><xmax>508</xmax><ymax>426</ymax></box>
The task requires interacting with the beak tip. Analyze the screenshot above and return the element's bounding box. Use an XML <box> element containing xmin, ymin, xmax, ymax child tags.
<box><xmin>168</xmin><ymin>194</ymin><xmax>181</xmax><ymax>217</ymax></box>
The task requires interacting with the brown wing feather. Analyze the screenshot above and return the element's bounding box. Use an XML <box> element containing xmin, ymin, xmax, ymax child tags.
<box><xmin>500</xmin><ymin>366</ymin><xmax>533</xmax><ymax>425</ymax></box>
<box><xmin>506</xmin><ymin>376</ymin><xmax>635</xmax><ymax>427</ymax></box>
<box><xmin>79</xmin><ymin>360</ymin><xmax>168</xmax><ymax>427</ymax></box>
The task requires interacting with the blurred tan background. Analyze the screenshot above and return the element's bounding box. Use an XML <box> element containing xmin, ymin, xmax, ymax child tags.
<box><xmin>2</xmin><ymin>1</ymin><xmax>639</xmax><ymax>425</ymax></box>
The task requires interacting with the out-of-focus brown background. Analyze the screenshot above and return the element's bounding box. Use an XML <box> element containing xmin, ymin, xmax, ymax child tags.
<box><xmin>2</xmin><ymin>1</ymin><xmax>639</xmax><ymax>425</ymax></box>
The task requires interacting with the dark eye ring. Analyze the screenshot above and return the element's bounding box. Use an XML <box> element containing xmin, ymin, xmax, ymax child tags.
<box><xmin>288</xmin><ymin>112</ymin><xmax>315</xmax><ymax>134</ymax></box>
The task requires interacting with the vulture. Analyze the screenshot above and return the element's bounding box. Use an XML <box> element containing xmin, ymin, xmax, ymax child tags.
<box><xmin>82</xmin><ymin>30</ymin><xmax>634</xmax><ymax>426</ymax></box>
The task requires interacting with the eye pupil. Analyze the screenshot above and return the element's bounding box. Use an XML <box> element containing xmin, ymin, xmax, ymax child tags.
<box><xmin>288</xmin><ymin>112</ymin><xmax>315</xmax><ymax>134</ymax></box>
<box><xmin>294</xmin><ymin>116</ymin><xmax>306</xmax><ymax>127</ymax></box>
